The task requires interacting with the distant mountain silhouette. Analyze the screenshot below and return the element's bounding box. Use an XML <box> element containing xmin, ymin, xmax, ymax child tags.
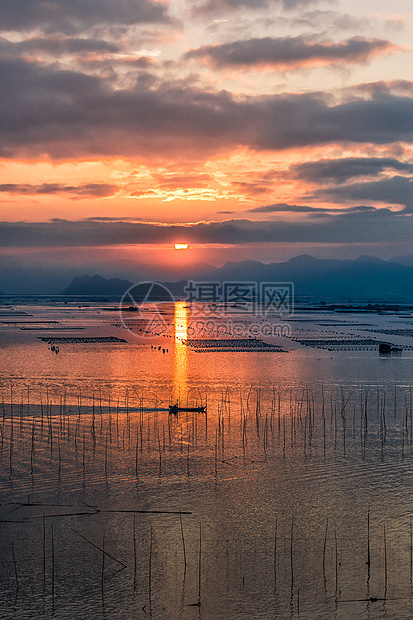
<box><xmin>199</xmin><ymin>255</ymin><xmax>413</xmax><ymax>299</ymax></box>
<box><xmin>390</xmin><ymin>254</ymin><xmax>413</xmax><ymax>266</ymax></box>
<box><xmin>355</xmin><ymin>255</ymin><xmax>387</xmax><ymax>264</ymax></box>
<box><xmin>61</xmin><ymin>274</ymin><xmax>133</xmax><ymax>295</ymax></box>
<box><xmin>92</xmin><ymin>260</ymin><xmax>216</xmax><ymax>283</ymax></box>
<box><xmin>61</xmin><ymin>256</ymin><xmax>413</xmax><ymax>300</ymax></box>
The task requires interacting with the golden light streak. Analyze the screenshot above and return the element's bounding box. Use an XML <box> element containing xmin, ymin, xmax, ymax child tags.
<box><xmin>174</xmin><ymin>243</ymin><xmax>188</xmax><ymax>250</ymax></box>
<box><xmin>173</xmin><ymin>301</ymin><xmax>188</xmax><ymax>405</ymax></box>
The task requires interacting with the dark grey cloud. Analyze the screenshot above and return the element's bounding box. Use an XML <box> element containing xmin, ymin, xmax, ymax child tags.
<box><xmin>82</xmin><ymin>216</ymin><xmax>142</xmax><ymax>221</ymax></box>
<box><xmin>349</xmin><ymin>80</ymin><xmax>413</xmax><ymax>98</ymax></box>
<box><xmin>252</xmin><ymin>91</ymin><xmax>413</xmax><ymax>151</ymax></box>
<box><xmin>185</xmin><ymin>36</ymin><xmax>395</xmax><ymax>68</ymax></box>
<box><xmin>0</xmin><ymin>182</ymin><xmax>119</xmax><ymax>197</ymax></box>
<box><xmin>192</xmin><ymin>0</ymin><xmax>325</xmax><ymax>16</ymax></box>
<box><xmin>0</xmin><ymin>209</ymin><xmax>411</xmax><ymax>248</ymax></box>
<box><xmin>312</xmin><ymin>176</ymin><xmax>413</xmax><ymax>211</ymax></box>
<box><xmin>0</xmin><ymin>36</ymin><xmax>119</xmax><ymax>56</ymax></box>
<box><xmin>248</xmin><ymin>203</ymin><xmax>337</xmax><ymax>213</ymax></box>
<box><xmin>0</xmin><ymin>0</ymin><xmax>170</xmax><ymax>34</ymax></box>
<box><xmin>2</xmin><ymin>58</ymin><xmax>413</xmax><ymax>160</ymax></box>
<box><xmin>76</xmin><ymin>55</ymin><xmax>155</xmax><ymax>75</ymax></box>
<box><xmin>247</xmin><ymin>203</ymin><xmax>378</xmax><ymax>215</ymax></box>
<box><xmin>291</xmin><ymin>158</ymin><xmax>413</xmax><ymax>184</ymax></box>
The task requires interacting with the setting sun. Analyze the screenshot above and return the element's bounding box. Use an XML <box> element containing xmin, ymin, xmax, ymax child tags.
<box><xmin>174</xmin><ymin>243</ymin><xmax>188</xmax><ymax>250</ymax></box>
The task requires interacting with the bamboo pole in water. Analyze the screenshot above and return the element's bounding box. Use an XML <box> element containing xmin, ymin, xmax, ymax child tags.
<box><xmin>367</xmin><ymin>506</ymin><xmax>371</xmax><ymax>585</ymax></box>
<box><xmin>135</xmin><ymin>427</ymin><xmax>139</xmax><ymax>480</ymax></box>
<box><xmin>158</xmin><ymin>429</ymin><xmax>162</xmax><ymax>479</ymax></box>
<box><xmin>11</xmin><ymin>541</ymin><xmax>19</xmax><ymax>595</ymax></box>
<box><xmin>323</xmin><ymin>517</ymin><xmax>328</xmax><ymax>589</ymax></box>
<box><xmin>133</xmin><ymin>515</ymin><xmax>137</xmax><ymax>591</ymax></box>
<box><xmin>383</xmin><ymin>523</ymin><xmax>387</xmax><ymax>600</ymax></box>
<box><xmin>51</xmin><ymin>523</ymin><xmax>55</xmax><ymax>615</ymax></box>
<box><xmin>198</xmin><ymin>523</ymin><xmax>202</xmax><ymax>606</ymax></box>
<box><xmin>290</xmin><ymin>514</ymin><xmax>294</xmax><ymax>594</ymax></box>
<box><xmin>409</xmin><ymin>515</ymin><xmax>413</xmax><ymax>590</ymax></box>
<box><xmin>334</xmin><ymin>530</ymin><xmax>338</xmax><ymax>604</ymax></box>
<box><xmin>43</xmin><ymin>512</ymin><xmax>46</xmax><ymax>595</ymax></box>
<box><xmin>180</xmin><ymin>512</ymin><xmax>187</xmax><ymax>575</ymax></box>
<box><xmin>273</xmin><ymin>515</ymin><xmax>278</xmax><ymax>592</ymax></box>
<box><xmin>148</xmin><ymin>526</ymin><xmax>153</xmax><ymax>612</ymax></box>
<box><xmin>105</xmin><ymin>430</ymin><xmax>108</xmax><ymax>481</ymax></box>
<box><xmin>9</xmin><ymin>393</ymin><xmax>13</xmax><ymax>478</ymax></box>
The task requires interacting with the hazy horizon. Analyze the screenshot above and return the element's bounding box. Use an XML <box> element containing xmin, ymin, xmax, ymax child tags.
<box><xmin>2</xmin><ymin>250</ymin><xmax>413</xmax><ymax>295</ymax></box>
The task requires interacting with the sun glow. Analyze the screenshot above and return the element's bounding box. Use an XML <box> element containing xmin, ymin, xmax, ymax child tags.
<box><xmin>175</xmin><ymin>243</ymin><xmax>188</xmax><ymax>250</ymax></box>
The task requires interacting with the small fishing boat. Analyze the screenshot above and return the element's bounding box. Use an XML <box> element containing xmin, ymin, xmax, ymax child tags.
<box><xmin>379</xmin><ymin>342</ymin><xmax>403</xmax><ymax>354</ymax></box>
<box><xmin>169</xmin><ymin>404</ymin><xmax>206</xmax><ymax>414</ymax></box>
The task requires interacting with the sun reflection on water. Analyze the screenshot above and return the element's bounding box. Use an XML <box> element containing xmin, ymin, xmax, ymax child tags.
<box><xmin>173</xmin><ymin>301</ymin><xmax>188</xmax><ymax>405</ymax></box>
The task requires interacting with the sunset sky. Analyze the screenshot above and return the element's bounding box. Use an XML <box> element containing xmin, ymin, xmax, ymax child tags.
<box><xmin>1</xmin><ymin>0</ymin><xmax>413</xmax><ymax>290</ymax></box>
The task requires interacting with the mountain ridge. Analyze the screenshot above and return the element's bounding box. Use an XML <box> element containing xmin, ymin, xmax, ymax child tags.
<box><xmin>62</xmin><ymin>274</ymin><xmax>133</xmax><ymax>296</ymax></box>
<box><xmin>59</xmin><ymin>256</ymin><xmax>413</xmax><ymax>300</ymax></box>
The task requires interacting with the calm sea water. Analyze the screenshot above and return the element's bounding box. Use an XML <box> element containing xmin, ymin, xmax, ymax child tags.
<box><xmin>1</xmin><ymin>299</ymin><xmax>413</xmax><ymax>619</ymax></box>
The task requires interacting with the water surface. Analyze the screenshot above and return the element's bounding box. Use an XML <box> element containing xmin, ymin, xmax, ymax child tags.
<box><xmin>1</xmin><ymin>299</ymin><xmax>413</xmax><ymax>618</ymax></box>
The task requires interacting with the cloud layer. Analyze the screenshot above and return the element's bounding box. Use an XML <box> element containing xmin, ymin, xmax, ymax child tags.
<box><xmin>2</xmin><ymin>57</ymin><xmax>413</xmax><ymax>161</ymax></box>
<box><xmin>1</xmin><ymin>210</ymin><xmax>411</xmax><ymax>247</ymax></box>
<box><xmin>0</xmin><ymin>0</ymin><xmax>170</xmax><ymax>34</ymax></box>
<box><xmin>290</xmin><ymin>157</ymin><xmax>413</xmax><ymax>184</ymax></box>
<box><xmin>312</xmin><ymin>176</ymin><xmax>413</xmax><ymax>211</ymax></box>
<box><xmin>185</xmin><ymin>36</ymin><xmax>396</xmax><ymax>69</ymax></box>
<box><xmin>192</xmin><ymin>0</ymin><xmax>326</xmax><ymax>16</ymax></box>
<box><xmin>0</xmin><ymin>182</ymin><xmax>118</xmax><ymax>197</ymax></box>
